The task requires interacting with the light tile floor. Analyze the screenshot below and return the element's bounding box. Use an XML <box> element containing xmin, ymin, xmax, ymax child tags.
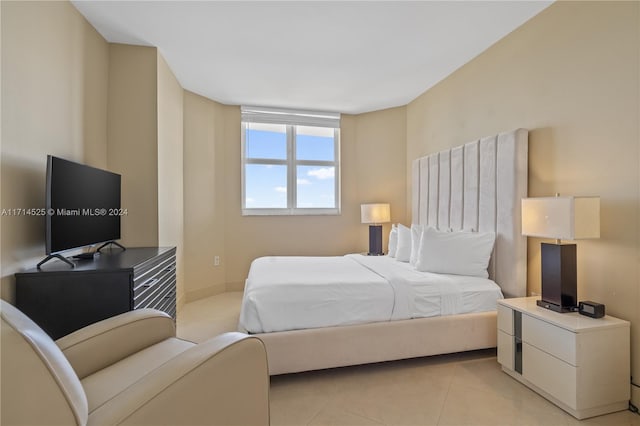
<box><xmin>177</xmin><ymin>292</ymin><xmax>640</xmax><ymax>426</ymax></box>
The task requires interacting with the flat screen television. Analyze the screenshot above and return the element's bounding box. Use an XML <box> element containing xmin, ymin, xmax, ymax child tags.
<box><xmin>45</xmin><ymin>155</ymin><xmax>122</xmax><ymax>255</ymax></box>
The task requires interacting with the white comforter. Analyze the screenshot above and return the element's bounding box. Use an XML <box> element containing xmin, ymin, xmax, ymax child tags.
<box><xmin>238</xmin><ymin>254</ymin><xmax>503</xmax><ymax>333</ymax></box>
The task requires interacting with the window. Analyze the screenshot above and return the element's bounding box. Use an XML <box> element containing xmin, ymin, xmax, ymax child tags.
<box><xmin>241</xmin><ymin>106</ymin><xmax>340</xmax><ymax>215</ymax></box>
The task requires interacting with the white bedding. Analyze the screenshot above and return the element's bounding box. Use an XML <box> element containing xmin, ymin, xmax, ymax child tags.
<box><xmin>238</xmin><ymin>254</ymin><xmax>503</xmax><ymax>334</ymax></box>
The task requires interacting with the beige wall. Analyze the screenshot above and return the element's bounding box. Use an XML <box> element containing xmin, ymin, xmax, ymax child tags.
<box><xmin>182</xmin><ymin>98</ymin><xmax>407</xmax><ymax>295</ymax></box>
<box><xmin>157</xmin><ymin>54</ymin><xmax>185</xmax><ymax>305</ymax></box>
<box><xmin>406</xmin><ymin>1</ymin><xmax>639</xmax><ymax>406</ymax></box>
<box><xmin>183</xmin><ymin>92</ymin><xmax>227</xmax><ymax>300</ymax></box>
<box><xmin>1</xmin><ymin>0</ymin><xmax>109</xmax><ymax>301</ymax></box>
<box><xmin>108</xmin><ymin>45</ymin><xmax>186</xmax><ymax>300</ymax></box>
<box><xmin>1</xmin><ymin>0</ymin><xmax>3</xmax><ymax>299</ymax></box>
<box><xmin>353</xmin><ymin>107</ymin><xmax>408</xmax><ymax>228</ymax></box>
<box><xmin>107</xmin><ymin>44</ymin><xmax>159</xmax><ymax>248</ymax></box>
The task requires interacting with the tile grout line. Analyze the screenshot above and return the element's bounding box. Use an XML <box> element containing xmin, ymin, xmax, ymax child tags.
<box><xmin>305</xmin><ymin>395</ymin><xmax>335</xmax><ymax>426</ymax></box>
<box><xmin>304</xmin><ymin>376</ymin><xmax>348</xmax><ymax>426</ymax></box>
<box><xmin>435</xmin><ymin>363</ymin><xmax>457</xmax><ymax>426</ymax></box>
<box><xmin>342</xmin><ymin>406</ymin><xmax>388</xmax><ymax>426</ymax></box>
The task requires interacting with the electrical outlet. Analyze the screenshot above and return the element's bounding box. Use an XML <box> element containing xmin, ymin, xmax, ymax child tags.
<box><xmin>214</xmin><ymin>256</ymin><xmax>220</xmax><ymax>266</ymax></box>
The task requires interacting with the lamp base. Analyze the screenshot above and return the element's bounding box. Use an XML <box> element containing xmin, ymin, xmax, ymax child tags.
<box><xmin>536</xmin><ymin>299</ymin><xmax>576</xmax><ymax>313</ymax></box>
<box><xmin>539</xmin><ymin>242</ymin><xmax>577</xmax><ymax>313</ymax></box>
<box><xmin>368</xmin><ymin>225</ymin><xmax>383</xmax><ymax>256</ymax></box>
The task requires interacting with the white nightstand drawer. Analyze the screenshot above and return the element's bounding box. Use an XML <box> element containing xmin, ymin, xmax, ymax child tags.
<box><xmin>497</xmin><ymin>330</ymin><xmax>514</xmax><ymax>370</ymax></box>
<box><xmin>497</xmin><ymin>304</ymin><xmax>513</xmax><ymax>334</ymax></box>
<box><xmin>523</xmin><ymin>313</ymin><xmax>576</xmax><ymax>365</ymax></box>
<box><xmin>498</xmin><ymin>297</ymin><xmax>630</xmax><ymax>419</ymax></box>
<box><xmin>523</xmin><ymin>342</ymin><xmax>577</xmax><ymax>408</ymax></box>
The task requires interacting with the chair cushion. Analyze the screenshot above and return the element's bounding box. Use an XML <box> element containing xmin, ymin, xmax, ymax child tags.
<box><xmin>82</xmin><ymin>337</ymin><xmax>195</xmax><ymax>412</ymax></box>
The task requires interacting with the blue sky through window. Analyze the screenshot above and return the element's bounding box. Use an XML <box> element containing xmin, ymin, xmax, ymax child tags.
<box><xmin>245</xmin><ymin>124</ymin><xmax>336</xmax><ymax>209</ymax></box>
<box><xmin>245</xmin><ymin>164</ymin><xmax>287</xmax><ymax>208</ymax></box>
<box><xmin>296</xmin><ymin>128</ymin><xmax>334</xmax><ymax>161</ymax></box>
<box><xmin>246</xmin><ymin>125</ymin><xmax>286</xmax><ymax>159</ymax></box>
<box><xmin>297</xmin><ymin>165</ymin><xmax>335</xmax><ymax>208</ymax></box>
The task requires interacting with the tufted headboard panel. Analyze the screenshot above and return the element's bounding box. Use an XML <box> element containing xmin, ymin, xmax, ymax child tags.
<box><xmin>411</xmin><ymin>129</ymin><xmax>528</xmax><ymax>298</ymax></box>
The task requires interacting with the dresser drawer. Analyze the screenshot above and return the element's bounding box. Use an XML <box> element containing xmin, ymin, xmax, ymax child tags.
<box><xmin>131</xmin><ymin>248</ymin><xmax>176</xmax><ymax>319</ymax></box>
<box><xmin>134</xmin><ymin>271</ymin><xmax>173</xmax><ymax>309</ymax></box>
<box><xmin>133</xmin><ymin>254</ymin><xmax>176</xmax><ymax>297</ymax></box>
<box><xmin>497</xmin><ymin>304</ymin><xmax>513</xmax><ymax>334</ymax></box>
<box><xmin>133</xmin><ymin>266</ymin><xmax>173</xmax><ymax>302</ymax></box>
<box><xmin>523</xmin><ymin>342</ymin><xmax>577</xmax><ymax>408</ymax></box>
<box><xmin>523</xmin><ymin>313</ymin><xmax>576</xmax><ymax>365</ymax></box>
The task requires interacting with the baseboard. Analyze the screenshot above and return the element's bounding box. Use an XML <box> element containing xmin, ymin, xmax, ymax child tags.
<box><xmin>185</xmin><ymin>283</ymin><xmax>226</xmax><ymax>302</ymax></box>
<box><xmin>225</xmin><ymin>281</ymin><xmax>245</xmax><ymax>292</ymax></box>
<box><xmin>632</xmin><ymin>384</ymin><xmax>639</xmax><ymax>408</ymax></box>
<box><xmin>176</xmin><ymin>293</ymin><xmax>185</xmax><ymax>312</ymax></box>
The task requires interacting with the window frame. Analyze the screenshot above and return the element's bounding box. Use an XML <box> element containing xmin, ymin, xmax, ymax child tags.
<box><xmin>241</xmin><ymin>110</ymin><xmax>341</xmax><ymax>216</ymax></box>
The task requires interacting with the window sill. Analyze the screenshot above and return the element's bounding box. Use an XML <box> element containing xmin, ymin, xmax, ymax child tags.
<box><xmin>242</xmin><ymin>208</ymin><xmax>340</xmax><ymax>216</ymax></box>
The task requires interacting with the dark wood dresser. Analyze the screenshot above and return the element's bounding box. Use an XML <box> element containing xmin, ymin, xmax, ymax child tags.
<box><xmin>15</xmin><ymin>247</ymin><xmax>176</xmax><ymax>339</ymax></box>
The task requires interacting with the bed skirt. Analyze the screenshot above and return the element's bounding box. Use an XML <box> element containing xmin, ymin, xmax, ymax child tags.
<box><xmin>256</xmin><ymin>310</ymin><xmax>497</xmax><ymax>375</ymax></box>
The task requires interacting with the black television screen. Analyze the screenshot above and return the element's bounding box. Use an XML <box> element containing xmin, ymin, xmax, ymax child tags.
<box><xmin>46</xmin><ymin>156</ymin><xmax>121</xmax><ymax>254</ymax></box>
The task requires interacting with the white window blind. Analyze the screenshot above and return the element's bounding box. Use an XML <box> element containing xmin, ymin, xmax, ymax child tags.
<box><xmin>241</xmin><ymin>106</ymin><xmax>340</xmax><ymax>128</ymax></box>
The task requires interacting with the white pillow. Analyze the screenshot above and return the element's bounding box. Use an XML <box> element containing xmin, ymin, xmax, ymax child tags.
<box><xmin>395</xmin><ymin>224</ymin><xmax>411</xmax><ymax>262</ymax></box>
<box><xmin>388</xmin><ymin>225</ymin><xmax>398</xmax><ymax>257</ymax></box>
<box><xmin>409</xmin><ymin>224</ymin><xmax>423</xmax><ymax>265</ymax></box>
<box><xmin>415</xmin><ymin>227</ymin><xmax>495</xmax><ymax>278</ymax></box>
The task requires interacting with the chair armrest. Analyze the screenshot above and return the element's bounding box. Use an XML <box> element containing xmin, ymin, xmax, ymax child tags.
<box><xmin>87</xmin><ymin>333</ymin><xmax>270</xmax><ymax>426</ymax></box>
<box><xmin>56</xmin><ymin>309</ymin><xmax>176</xmax><ymax>379</ymax></box>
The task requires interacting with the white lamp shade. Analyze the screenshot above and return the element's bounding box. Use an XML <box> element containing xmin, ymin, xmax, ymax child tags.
<box><xmin>521</xmin><ymin>196</ymin><xmax>600</xmax><ymax>240</ymax></box>
<box><xmin>361</xmin><ymin>203</ymin><xmax>390</xmax><ymax>224</ymax></box>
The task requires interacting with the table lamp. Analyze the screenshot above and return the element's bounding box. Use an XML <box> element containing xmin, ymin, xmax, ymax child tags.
<box><xmin>521</xmin><ymin>195</ymin><xmax>600</xmax><ymax>312</ymax></box>
<box><xmin>361</xmin><ymin>203</ymin><xmax>390</xmax><ymax>256</ymax></box>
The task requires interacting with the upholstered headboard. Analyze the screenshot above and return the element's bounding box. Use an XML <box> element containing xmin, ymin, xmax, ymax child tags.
<box><xmin>411</xmin><ymin>129</ymin><xmax>528</xmax><ymax>298</ymax></box>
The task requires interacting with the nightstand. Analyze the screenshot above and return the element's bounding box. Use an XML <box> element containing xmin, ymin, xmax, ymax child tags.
<box><xmin>497</xmin><ymin>297</ymin><xmax>630</xmax><ymax>419</ymax></box>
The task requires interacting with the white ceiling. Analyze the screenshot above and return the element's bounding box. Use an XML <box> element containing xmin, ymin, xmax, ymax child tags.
<box><xmin>72</xmin><ymin>1</ymin><xmax>552</xmax><ymax>114</ymax></box>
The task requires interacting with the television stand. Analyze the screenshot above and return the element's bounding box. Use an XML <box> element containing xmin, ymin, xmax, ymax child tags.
<box><xmin>37</xmin><ymin>254</ymin><xmax>75</xmax><ymax>270</ymax></box>
<box><xmin>96</xmin><ymin>241</ymin><xmax>126</xmax><ymax>252</ymax></box>
<box><xmin>73</xmin><ymin>252</ymin><xmax>98</xmax><ymax>260</ymax></box>
<box><xmin>17</xmin><ymin>247</ymin><xmax>176</xmax><ymax>339</ymax></box>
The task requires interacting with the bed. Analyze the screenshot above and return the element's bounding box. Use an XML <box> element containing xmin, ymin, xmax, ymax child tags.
<box><xmin>239</xmin><ymin>254</ymin><xmax>504</xmax><ymax>333</ymax></box>
<box><xmin>241</xmin><ymin>128</ymin><xmax>528</xmax><ymax>375</ymax></box>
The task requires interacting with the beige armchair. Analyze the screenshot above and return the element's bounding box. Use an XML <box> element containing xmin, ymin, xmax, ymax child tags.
<box><xmin>1</xmin><ymin>300</ymin><xmax>270</xmax><ymax>425</ymax></box>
